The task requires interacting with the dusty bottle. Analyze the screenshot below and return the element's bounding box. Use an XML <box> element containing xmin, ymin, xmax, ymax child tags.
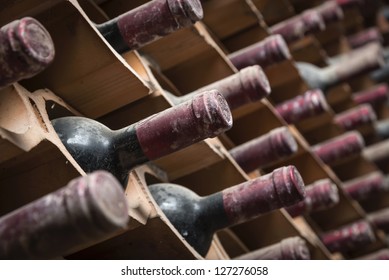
<box><xmin>357</xmin><ymin>248</ymin><xmax>389</xmax><ymax>260</ymax></box>
<box><xmin>275</xmin><ymin>89</ymin><xmax>330</xmax><ymax>124</ymax></box>
<box><xmin>362</xmin><ymin>138</ymin><xmax>389</xmax><ymax>165</ymax></box>
<box><xmin>296</xmin><ymin>42</ymin><xmax>383</xmax><ymax>91</ymax></box>
<box><xmin>234</xmin><ymin>237</ymin><xmax>310</xmax><ymax>260</ymax></box>
<box><xmin>52</xmin><ymin>90</ymin><xmax>232</xmax><ymax>185</ymax></box>
<box><xmin>149</xmin><ymin>166</ymin><xmax>305</xmax><ymax>256</ymax></box>
<box><xmin>347</xmin><ymin>27</ymin><xmax>383</xmax><ymax>49</ymax></box>
<box><xmin>0</xmin><ymin>17</ymin><xmax>55</xmax><ymax>89</ymax></box>
<box><xmin>367</xmin><ymin>207</ymin><xmax>389</xmax><ymax>233</ymax></box>
<box><xmin>315</xmin><ymin>1</ymin><xmax>344</xmax><ymax>24</ymax></box>
<box><xmin>286</xmin><ymin>179</ymin><xmax>339</xmax><ymax>217</ymax></box>
<box><xmin>371</xmin><ymin>65</ymin><xmax>389</xmax><ymax>84</ymax></box>
<box><xmin>374</xmin><ymin>119</ymin><xmax>389</xmax><ymax>140</ymax></box>
<box><xmin>228</xmin><ymin>35</ymin><xmax>291</xmax><ymax>70</ymax></box>
<box><xmin>334</xmin><ymin>104</ymin><xmax>377</xmax><ymax>131</ymax></box>
<box><xmin>96</xmin><ymin>0</ymin><xmax>203</xmax><ymax>53</ymax></box>
<box><xmin>229</xmin><ymin>127</ymin><xmax>298</xmax><ymax>173</ymax></box>
<box><xmin>342</xmin><ymin>171</ymin><xmax>389</xmax><ymax>201</ymax></box>
<box><xmin>312</xmin><ymin>131</ymin><xmax>365</xmax><ymax>165</ymax></box>
<box><xmin>165</xmin><ymin>65</ymin><xmax>271</xmax><ymax>110</ymax></box>
<box><xmin>320</xmin><ymin>220</ymin><xmax>376</xmax><ymax>253</ymax></box>
<box><xmin>352</xmin><ymin>84</ymin><xmax>389</xmax><ymax>106</ymax></box>
<box><xmin>0</xmin><ymin>171</ymin><xmax>129</xmax><ymax>259</ymax></box>
<box><xmin>269</xmin><ymin>9</ymin><xmax>325</xmax><ymax>43</ymax></box>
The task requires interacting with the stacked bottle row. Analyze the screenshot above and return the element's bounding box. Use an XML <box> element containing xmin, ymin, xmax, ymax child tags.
<box><xmin>1</xmin><ymin>0</ymin><xmax>389</xmax><ymax>260</ymax></box>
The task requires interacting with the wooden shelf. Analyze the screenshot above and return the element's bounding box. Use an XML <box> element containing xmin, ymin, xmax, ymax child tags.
<box><xmin>1</xmin><ymin>0</ymin><xmax>387</xmax><ymax>260</ymax></box>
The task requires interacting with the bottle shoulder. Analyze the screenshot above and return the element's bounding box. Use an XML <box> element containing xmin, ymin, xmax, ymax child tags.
<box><xmin>148</xmin><ymin>183</ymin><xmax>201</xmax><ymax>211</ymax></box>
<box><xmin>295</xmin><ymin>62</ymin><xmax>326</xmax><ymax>89</ymax></box>
<box><xmin>52</xmin><ymin>117</ymin><xmax>114</xmax><ymax>146</ymax></box>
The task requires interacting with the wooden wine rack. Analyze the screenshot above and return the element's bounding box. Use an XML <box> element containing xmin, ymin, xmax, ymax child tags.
<box><xmin>1</xmin><ymin>0</ymin><xmax>389</xmax><ymax>260</ymax></box>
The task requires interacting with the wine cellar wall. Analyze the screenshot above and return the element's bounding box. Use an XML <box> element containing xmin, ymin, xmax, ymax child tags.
<box><xmin>2</xmin><ymin>0</ymin><xmax>389</xmax><ymax>260</ymax></box>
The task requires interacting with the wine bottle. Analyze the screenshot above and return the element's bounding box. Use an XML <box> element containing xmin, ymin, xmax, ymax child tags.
<box><xmin>371</xmin><ymin>64</ymin><xmax>389</xmax><ymax>84</ymax></box>
<box><xmin>315</xmin><ymin>1</ymin><xmax>344</xmax><ymax>24</ymax></box>
<box><xmin>370</xmin><ymin>46</ymin><xmax>389</xmax><ymax>80</ymax></box>
<box><xmin>362</xmin><ymin>138</ymin><xmax>389</xmax><ymax>165</ymax></box>
<box><xmin>312</xmin><ymin>131</ymin><xmax>365</xmax><ymax>165</ymax></box>
<box><xmin>374</xmin><ymin>119</ymin><xmax>389</xmax><ymax>140</ymax></box>
<box><xmin>0</xmin><ymin>17</ymin><xmax>55</xmax><ymax>89</ymax></box>
<box><xmin>96</xmin><ymin>0</ymin><xmax>203</xmax><ymax>53</ymax></box>
<box><xmin>269</xmin><ymin>9</ymin><xmax>325</xmax><ymax>43</ymax></box>
<box><xmin>357</xmin><ymin>248</ymin><xmax>389</xmax><ymax>260</ymax></box>
<box><xmin>342</xmin><ymin>171</ymin><xmax>389</xmax><ymax>201</ymax></box>
<box><xmin>52</xmin><ymin>90</ymin><xmax>232</xmax><ymax>185</ymax></box>
<box><xmin>0</xmin><ymin>171</ymin><xmax>129</xmax><ymax>259</ymax></box>
<box><xmin>229</xmin><ymin>127</ymin><xmax>298</xmax><ymax>173</ymax></box>
<box><xmin>347</xmin><ymin>27</ymin><xmax>383</xmax><ymax>49</ymax></box>
<box><xmin>286</xmin><ymin>179</ymin><xmax>339</xmax><ymax>217</ymax></box>
<box><xmin>149</xmin><ymin>165</ymin><xmax>305</xmax><ymax>256</ymax></box>
<box><xmin>227</xmin><ymin>35</ymin><xmax>291</xmax><ymax>70</ymax></box>
<box><xmin>165</xmin><ymin>65</ymin><xmax>271</xmax><ymax>110</ymax></box>
<box><xmin>320</xmin><ymin>220</ymin><xmax>376</xmax><ymax>253</ymax></box>
<box><xmin>234</xmin><ymin>236</ymin><xmax>310</xmax><ymax>260</ymax></box>
<box><xmin>334</xmin><ymin>104</ymin><xmax>377</xmax><ymax>131</ymax></box>
<box><xmin>275</xmin><ymin>89</ymin><xmax>330</xmax><ymax>124</ymax></box>
<box><xmin>296</xmin><ymin>42</ymin><xmax>383</xmax><ymax>91</ymax></box>
<box><xmin>352</xmin><ymin>84</ymin><xmax>389</xmax><ymax>106</ymax></box>
<box><xmin>367</xmin><ymin>207</ymin><xmax>389</xmax><ymax>233</ymax></box>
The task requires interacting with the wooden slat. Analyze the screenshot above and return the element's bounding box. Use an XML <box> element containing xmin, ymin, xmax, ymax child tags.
<box><xmin>141</xmin><ymin>23</ymin><xmax>236</xmax><ymax>93</ymax></box>
<box><xmin>201</xmin><ymin>0</ymin><xmax>264</xmax><ymax>41</ymax></box>
<box><xmin>21</xmin><ymin>0</ymin><xmax>151</xmax><ymax>118</ymax></box>
<box><xmin>251</xmin><ymin>0</ymin><xmax>296</xmax><ymax>26</ymax></box>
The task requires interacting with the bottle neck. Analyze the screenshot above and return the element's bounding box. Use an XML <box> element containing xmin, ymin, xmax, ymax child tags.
<box><xmin>113</xmin><ymin>90</ymin><xmax>232</xmax><ymax>176</ymax></box>
<box><xmin>96</xmin><ymin>0</ymin><xmax>203</xmax><ymax>52</ymax></box>
<box><xmin>368</xmin><ymin>208</ymin><xmax>389</xmax><ymax>232</ymax></box>
<box><xmin>313</xmin><ymin>132</ymin><xmax>365</xmax><ymax>164</ymax></box>
<box><xmin>342</xmin><ymin>172</ymin><xmax>385</xmax><ymax>201</ymax></box>
<box><xmin>229</xmin><ymin>127</ymin><xmax>297</xmax><ymax>173</ymax></box>
<box><xmin>198</xmin><ymin>192</ymin><xmax>230</xmax><ymax>232</ymax></box>
<box><xmin>352</xmin><ymin>84</ymin><xmax>389</xmax><ymax>105</ymax></box>
<box><xmin>323</xmin><ymin>43</ymin><xmax>383</xmax><ymax>88</ymax></box>
<box><xmin>133</xmin><ymin>90</ymin><xmax>232</xmax><ymax>160</ymax></box>
<box><xmin>165</xmin><ymin>66</ymin><xmax>270</xmax><ymax>110</ymax></box>
<box><xmin>363</xmin><ymin>138</ymin><xmax>389</xmax><ymax>164</ymax></box>
<box><xmin>113</xmin><ymin>125</ymin><xmax>150</xmax><ymax>172</ymax></box>
<box><xmin>317</xmin><ymin>1</ymin><xmax>343</xmax><ymax>24</ymax></box>
<box><xmin>203</xmin><ymin>166</ymin><xmax>304</xmax><ymax>229</ymax></box>
<box><xmin>228</xmin><ymin>35</ymin><xmax>291</xmax><ymax>69</ymax></box>
<box><xmin>275</xmin><ymin>89</ymin><xmax>328</xmax><ymax>124</ymax></box>
<box><xmin>270</xmin><ymin>17</ymin><xmax>305</xmax><ymax>43</ymax></box>
<box><xmin>321</xmin><ymin>221</ymin><xmax>375</xmax><ymax>253</ymax></box>
<box><xmin>348</xmin><ymin>28</ymin><xmax>382</xmax><ymax>49</ymax></box>
<box><xmin>286</xmin><ymin>179</ymin><xmax>340</xmax><ymax>217</ymax></box>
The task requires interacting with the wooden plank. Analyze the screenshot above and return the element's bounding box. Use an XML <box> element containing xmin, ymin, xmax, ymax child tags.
<box><xmin>252</xmin><ymin>0</ymin><xmax>296</xmax><ymax>26</ymax></box>
<box><xmin>20</xmin><ymin>0</ymin><xmax>151</xmax><ymax>118</ymax></box>
<box><xmin>141</xmin><ymin>23</ymin><xmax>236</xmax><ymax>93</ymax></box>
<box><xmin>0</xmin><ymin>0</ymin><xmax>62</xmax><ymax>26</ymax></box>
<box><xmin>201</xmin><ymin>0</ymin><xmax>265</xmax><ymax>41</ymax></box>
<box><xmin>289</xmin><ymin>36</ymin><xmax>328</xmax><ymax>66</ymax></box>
